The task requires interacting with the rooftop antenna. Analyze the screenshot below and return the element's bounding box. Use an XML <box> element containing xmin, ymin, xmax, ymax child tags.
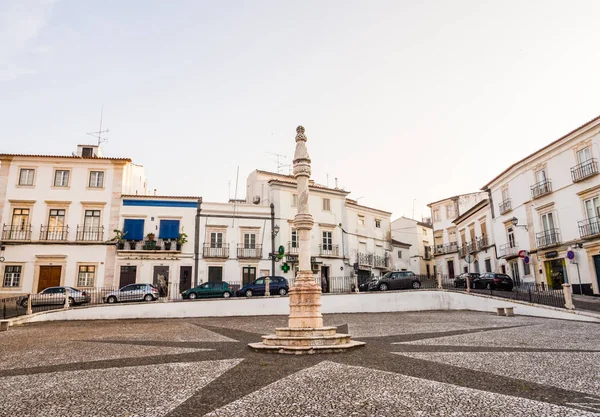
<box><xmin>87</xmin><ymin>105</ymin><xmax>109</xmax><ymax>146</ymax></box>
<box><xmin>266</xmin><ymin>152</ymin><xmax>289</xmax><ymax>174</ymax></box>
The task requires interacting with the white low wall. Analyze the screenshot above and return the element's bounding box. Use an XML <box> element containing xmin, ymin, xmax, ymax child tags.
<box><xmin>14</xmin><ymin>290</ymin><xmax>600</xmax><ymax>324</ymax></box>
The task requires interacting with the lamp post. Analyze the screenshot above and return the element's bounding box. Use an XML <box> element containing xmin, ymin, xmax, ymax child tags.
<box><xmin>269</xmin><ymin>204</ymin><xmax>279</xmax><ymax>297</ymax></box>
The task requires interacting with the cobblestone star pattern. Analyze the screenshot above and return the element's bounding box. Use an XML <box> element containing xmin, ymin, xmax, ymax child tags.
<box><xmin>0</xmin><ymin>312</ymin><xmax>598</xmax><ymax>416</ymax></box>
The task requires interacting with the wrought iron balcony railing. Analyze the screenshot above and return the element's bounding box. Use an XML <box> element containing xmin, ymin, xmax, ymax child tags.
<box><xmin>446</xmin><ymin>242</ymin><xmax>459</xmax><ymax>253</ymax></box>
<box><xmin>1</xmin><ymin>224</ymin><xmax>32</xmax><ymax>241</ymax></box>
<box><xmin>120</xmin><ymin>239</ymin><xmax>181</xmax><ymax>251</ymax></box>
<box><xmin>571</xmin><ymin>158</ymin><xmax>598</xmax><ymax>182</ymax></box>
<box><xmin>499</xmin><ymin>198</ymin><xmax>512</xmax><ymax>215</ymax></box>
<box><xmin>536</xmin><ymin>229</ymin><xmax>560</xmax><ymax>248</ymax></box>
<box><xmin>434</xmin><ymin>244</ymin><xmax>445</xmax><ymax>255</ymax></box>
<box><xmin>287</xmin><ymin>241</ymin><xmax>299</xmax><ymax>254</ymax></box>
<box><xmin>466</xmin><ymin>241</ymin><xmax>477</xmax><ymax>253</ymax></box>
<box><xmin>357</xmin><ymin>252</ymin><xmax>373</xmax><ymax>266</ymax></box>
<box><xmin>499</xmin><ymin>242</ymin><xmax>519</xmax><ymax>258</ymax></box>
<box><xmin>40</xmin><ymin>225</ymin><xmax>68</xmax><ymax>241</ymax></box>
<box><xmin>578</xmin><ymin>217</ymin><xmax>600</xmax><ymax>238</ymax></box>
<box><xmin>373</xmin><ymin>255</ymin><xmax>390</xmax><ymax>269</ymax></box>
<box><xmin>530</xmin><ymin>180</ymin><xmax>552</xmax><ymax>199</ymax></box>
<box><xmin>476</xmin><ymin>236</ymin><xmax>489</xmax><ymax>250</ymax></box>
<box><xmin>458</xmin><ymin>245</ymin><xmax>467</xmax><ymax>257</ymax></box>
<box><xmin>423</xmin><ymin>247</ymin><xmax>432</xmax><ymax>260</ymax></box>
<box><xmin>237</xmin><ymin>244</ymin><xmax>262</xmax><ymax>258</ymax></box>
<box><xmin>76</xmin><ymin>226</ymin><xmax>104</xmax><ymax>241</ymax></box>
<box><xmin>203</xmin><ymin>243</ymin><xmax>230</xmax><ymax>258</ymax></box>
<box><xmin>319</xmin><ymin>244</ymin><xmax>339</xmax><ymax>257</ymax></box>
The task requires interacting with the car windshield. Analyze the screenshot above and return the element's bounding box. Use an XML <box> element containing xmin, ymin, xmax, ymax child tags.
<box><xmin>382</xmin><ymin>272</ymin><xmax>393</xmax><ymax>278</ymax></box>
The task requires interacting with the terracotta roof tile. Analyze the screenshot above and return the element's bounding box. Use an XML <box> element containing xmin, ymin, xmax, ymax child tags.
<box><xmin>0</xmin><ymin>153</ymin><xmax>131</xmax><ymax>162</ymax></box>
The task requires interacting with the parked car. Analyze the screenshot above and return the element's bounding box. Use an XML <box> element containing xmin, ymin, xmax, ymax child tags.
<box><xmin>368</xmin><ymin>271</ymin><xmax>421</xmax><ymax>291</ymax></box>
<box><xmin>237</xmin><ymin>276</ymin><xmax>289</xmax><ymax>297</ymax></box>
<box><xmin>182</xmin><ymin>282</ymin><xmax>233</xmax><ymax>299</ymax></box>
<box><xmin>454</xmin><ymin>273</ymin><xmax>481</xmax><ymax>288</ymax></box>
<box><xmin>104</xmin><ymin>284</ymin><xmax>159</xmax><ymax>303</ymax></box>
<box><xmin>474</xmin><ymin>273</ymin><xmax>514</xmax><ymax>291</ymax></box>
<box><xmin>20</xmin><ymin>286</ymin><xmax>90</xmax><ymax>308</ymax></box>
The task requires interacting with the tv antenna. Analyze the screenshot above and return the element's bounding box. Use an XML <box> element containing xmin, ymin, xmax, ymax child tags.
<box><xmin>266</xmin><ymin>152</ymin><xmax>291</xmax><ymax>174</ymax></box>
<box><xmin>87</xmin><ymin>106</ymin><xmax>109</xmax><ymax>146</ymax></box>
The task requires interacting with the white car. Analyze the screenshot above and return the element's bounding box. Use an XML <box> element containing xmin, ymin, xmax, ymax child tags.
<box><xmin>104</xmin><ymin>284</ymin><xmax>159</xmax><ymax>303</ymax></box>
<box><xmin>21</xmin><ymin>286</ymin><xmax>91</xmax><ymax>307</ymax></box>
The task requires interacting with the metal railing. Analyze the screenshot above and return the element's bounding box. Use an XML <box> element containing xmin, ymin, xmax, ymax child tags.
<box><xmin>458</xmin><ymin>245</ymin><xmax>467</xmax><ymax>257</ymax></box>
<box><xmin>499</xmin><ymin>242</ymin><xmax>519</xmax><ymax>258</ymax></box>
<box><xmin>530</xmin><ymin>179</ymin><xmax>552</xmax><ymax>199</ymax></box>
<box><xmin>1</xmin><ymin>224</ymin><xmax>32</xmax><ymax>241</ymax></box>
<box><xmin>536</xmin><ymin>228</ymin><xmax>560</xmax><ymax>248</ymax></box>
<box><xmin>76</xmin><ymin>226</ymin><xmax>104</xmax><ymax>241</ymax></box>
<box><xmin>373</xmin><ymin>255</ymin><xmax>390</xmax><ymax>269</ymax></box>
<box><xmin>39</xmin><ymin>225</ymin><xmax>69</xmax><ymax>241</ymax></box>
<box><xmin>476</xmin><ymin>236</ymin><xmax>488</xmax><ymax>250</ymax></box>
<box><xmin>357</xmin><ymin>252</ymin><xmax>373</xmax><ymax>266</ymax></box>
<box><xmin>466</xmin><ymin>241</ymin><xmax>477</xmax><ymax>253</ymax></box>
<box><xmin>445</xmin><ymin>242</ymin><xmax>459</xmax><ymax>253</ymax></box>
<box><xmin>237</xmin><ymin>244</ymin><xmax>262</xmax><ymax>258</ymax></box>
<box><xmin>571</xmin><ymin>158</ymin><xmax>598</xmax><ymax>182</ymax></box>
<box><xmin>287</xmin><ymin>241</ymin><xmax>298</xmax><ymax>254</ymax></box>
<box><xmin>499</xmin><ymin>198</ymin><xmax>512</xmax><ymax>215</ymax></box>
<box><xmin>578</xmin><ymin>217</ymin><xmax>600</xmax><ymax>238</ymax></box>
<box><xmin>203</xmin><ymin>243</ymin><xmax>230</xmax><ymax>258</ymax></box>
<box><xmin>319</xmin><ymin>244</ymin><xmax>339</xmax><ymax>257</ymax></box>
<box><xmin>434</xmin><ymin>244</ymin><xmax>445</xmax><ymax>255</ymax></box>
<box><xmin>423</xmin><ymin>247</ymin><xmax>432</xmax><ymax>260</ymax></box>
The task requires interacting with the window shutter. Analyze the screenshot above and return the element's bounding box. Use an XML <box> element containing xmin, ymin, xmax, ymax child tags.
<box><xmin>159</xmin><ymin>220</ymin><xmax>180</xmax><ymax>239</ymax></box>
<box><xmin>123</xmin><ymin>219</ymin><xmax>144</xmax><ymax>241</ymax></box>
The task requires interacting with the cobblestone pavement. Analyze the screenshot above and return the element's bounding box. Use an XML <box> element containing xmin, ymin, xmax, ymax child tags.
<box><xmin>0</xmin><ymin>311</ymin><xmax>599</xmax><ymax>416</ymax></box>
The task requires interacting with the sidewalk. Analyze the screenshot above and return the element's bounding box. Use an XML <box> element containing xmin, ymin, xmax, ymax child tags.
<box><xmin>573</xmin><ymin>294</ymin><xmax>600</xmax><ymax>313</ymax></box>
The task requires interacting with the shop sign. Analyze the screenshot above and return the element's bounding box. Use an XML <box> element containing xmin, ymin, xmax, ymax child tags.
<box><xmin>545</xmin><ymin>251</ymin><xmax>558</xmax><ymax>259</ymax></box>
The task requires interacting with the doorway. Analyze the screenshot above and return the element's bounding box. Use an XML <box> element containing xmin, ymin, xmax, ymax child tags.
<box><xmin>545</xmin><ymin>259</ymin><xmax>567</xmax><ymax>290</ymax></box>
<box><xmin>119</xmin><ymin>266</ymin><xmax>137</xmax><ymax>288</ymax></box>
<box><xmin>511</xmin><ymin>262</ymin><xmax>521</xmax><ymax>286</ymax></box>
<box><xmin>153</xmin><ymin>266</ymin><xmax>169</xmax><ymax>297</ymax></box>
<box><xmin>242</xmin><ymin>266</ymin><xmax>256</xmax><ymax>285</ymax></box>
<box><xmin>501</xmin><ymin>265</ymin><xmax>506</xmax><ymax>274</ymax></box>
<box><xmin>321</xmin><ymin>266</ymin><xmax>330</xmax><ymax>293</ymax></box>
<box><xmin>38</xmin><ymin>266</ymin><xmax>61</xmax><ymax>292</ymax></box>
<box><xmin>447</xmin><ymin>260</ymin><xmax>455</xmax><ymax>279</ymax></box>
<box><xmin>426</xmin><ymin>264</ymin><xmax>431</xmax><ymax>279</ymax></box>
<box><xmin>593</xmin><ymin>255</ymin><xmax>600</xmax><ymax>294</ymax></box>
<box><xmin>208</xmin><ymin>266</ymin><xmax>223</xmax><ymax>282</ymax></box>
<box><xmin>180</xmin><ymin>266</ymin><xmax>192</xmax><ymax>292</ymax></box>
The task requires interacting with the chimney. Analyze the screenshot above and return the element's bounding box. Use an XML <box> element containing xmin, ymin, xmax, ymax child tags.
<box><xmin>335</xmin><ymin>177</ymin><xmax>338</xmax><ymax>189</ymax></box>
<box><xmin>153</xmin><ymin>188</ymin><xmax>157</xmax><ymax>196</ymax></box>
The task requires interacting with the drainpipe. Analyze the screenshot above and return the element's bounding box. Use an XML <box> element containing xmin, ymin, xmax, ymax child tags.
<box><xmin>270</xmin><ymin>203</ymin><xmax>275</xmax><ymax>278</ymax></box>
<box><xmin>194</xmin><ymin>197</ymin><xmax>202</xmax><ymax>287</ymax></box>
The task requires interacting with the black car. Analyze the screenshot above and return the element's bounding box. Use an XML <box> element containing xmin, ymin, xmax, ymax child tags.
<box><xmin>454</xmin><ymin>273</ymin><xmax>480</xmax><ymax>288</ymax></box>
<box><xmin>474</xmin><ymin>273</ymin><xmax>514</xmax><ymax>291</ymax></box>
<box><xmin>368</xmin><ymin>271</ymin><xmax>421</xmax><ymax>291</ymax></box>
<box><xmin>236</xmin><ymin>276</ymin><xmax>289</xmax><ymax>297</ymax></box>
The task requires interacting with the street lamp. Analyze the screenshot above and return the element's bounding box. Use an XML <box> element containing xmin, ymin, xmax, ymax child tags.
<box><xmin>273</xmin><ymin>224</ymin><xmax>280</xmax><ymax>237</ymax></box>
<box><xmin>510</xmin><ymin>216</ymin><xmax>528</xmax><ymax>231</ymax></box>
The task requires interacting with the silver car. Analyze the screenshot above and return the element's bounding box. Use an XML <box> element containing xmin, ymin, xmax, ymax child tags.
<box><xmin>104</xmin><ymin>283</ymin><xmax>159</xmax><ymax>303</ymax></box>
<box><xmin>21</xmin><ymin>286</ymin><xmax>91</xmax><ymax>307</ymax></box>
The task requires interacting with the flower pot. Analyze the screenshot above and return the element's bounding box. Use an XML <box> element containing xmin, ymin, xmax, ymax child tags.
<box><xmin>128</xmin><ymin>241</ymin><xmax>137</xmax><ymax>250</ymax></box>
<box><xmin>176</xmin><ymin>243</ymin><xmax>182</xmax><ymax>251</ymax></box>
<box><xmin>117</xmin><ymin>242</ymin><xmax>125</xmax><ymax>250</ymax></box>
<box><xmin>164</xmin><ymin>241</ymin><xmax>172</xmax><ymax>250</ymax></box>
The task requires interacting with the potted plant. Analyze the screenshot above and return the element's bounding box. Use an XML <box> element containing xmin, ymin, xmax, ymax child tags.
<box><xmin>176</xmin><ymin>232</ymin><xmax>188</xmax><ymax>251</ymax></box>
<box><xmin>144</xmin><ymin>232</ymin><xmax>157</xmax><ymax>250</ymax></box>
<box><xmin>164</xmin><ymin>239</ymin><xmax>172</xmax><ymax>250</ymax></box>
<box><xmin>147</xmin><ymin>233</ymin><xmax>155</xmax><ymax>241</ymax></box>
<box><xmin>128</xmin><ymin>240</ymin><xmax>137</xmax><ymax>250</ymax></box>
<box><xmin>112</xmin><ymin>229</ymin><xmax>127</xmax><ymax>249</ymax></box>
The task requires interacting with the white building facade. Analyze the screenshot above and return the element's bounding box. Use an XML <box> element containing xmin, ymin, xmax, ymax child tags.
<box><xmin>483</xmin><ymin>115</ymin><xmax>600</xmax><ymax>295</ymax></box>
<box><xmin>391</xmin><ymin>216</ymin><xmax>434</xmax><ymax>276</ymax></box>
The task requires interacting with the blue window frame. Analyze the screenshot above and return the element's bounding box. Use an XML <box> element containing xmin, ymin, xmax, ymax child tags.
<box><xmin>159</xmin><ymin>220</ymin><xmax>180</xmax><ymax>239</ymax></box>
<box><xmin>123</xmin><ymin>219</ymin><xmax>144</xmax><ymax>241</ymax></box>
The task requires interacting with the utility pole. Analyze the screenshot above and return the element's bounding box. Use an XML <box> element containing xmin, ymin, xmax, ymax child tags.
<box><xmin>194</xmin><ymin>198</ymin><xmax>202</xmax><ymax>287</ymax></box>
<box><xmin>271</xmin><ymin>203</ymin><xmax>276</xmax><ymax>278</ymax></box>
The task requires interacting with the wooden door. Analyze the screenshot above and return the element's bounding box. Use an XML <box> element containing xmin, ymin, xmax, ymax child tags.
<box><xmin>153</xmin><ymin>266</ymin><xmax>169</xmax><ymax>297</ymax></box>
<box><xmin>180</xmin><ymin>266</ymin><xmax>192</xmax><ymax>291</ymax></box>
<box><xmin>38</xmin><ymin>266</ymin><xmax>61</xmax><ymax>292</ymax></box>
<box><xmin>242</xmin><ymin>267</ymin><xmax>255</xmax><ymax>285</ymax></box>
<box><xmin>208</xmin><ymin>266</ymin><xmax>223</xmax><ymax>283</ymax></box>
<box><xmin>119</xmin><ymin>266</ymin><xmax>137</xmax><ymax>288</ymax></box>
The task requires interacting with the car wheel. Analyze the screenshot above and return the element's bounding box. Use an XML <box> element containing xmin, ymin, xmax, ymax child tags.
<box><xmin>245</xmin><ymin>290</ymin><xmax>253</xmax><ymax>297</ymax></box>
<box><xmin>188</xmin><ymin>292</ymin><xmax>197</xmax><ymax>299</ymax></box>
<box><xmin>67</xmin><ymin>297</ymin><xmax>75</xmax><ymax>306</ymax></box>
<box><xmin>278</xmin><ymin>288</ymin><xmax>287</xmax><ymax>296</ymax></box>
<box><xmin>412</xmin><ymin>281</ymin><xmax>421</xmax><ymax>289</ymax></box>
<box><xmin>144</xmin><ymin>294</ymin><xmax>153</xmax><ymax>302</ymax></box>
<box><xmin>20</xmin><ymin>298</ymin><xmax>28</xmax><ymax>308</ymax></box>
<box><xmin>223</xmin><ymin>291</ymin><xmax>231</xmax><ymax>298</ymax></box>
<box><xmin>107</xmin><ymin>296</ymin><xmax>117</xmax><ymax>304</ymax></box>
<box><xmin>379</xmin><ymin>283</ymin><xmax>388</xmax><ymax>291</ymax></box>
<box><xmin>486</xmin><ymin>283</ymin><xmax>492</xmax><ymax>290</ymax></box>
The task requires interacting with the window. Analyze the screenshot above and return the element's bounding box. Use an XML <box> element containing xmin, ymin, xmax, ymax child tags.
<box><xmin>3</xmin><ymin>266</ymin><xmax>21</xmax><ymax>287</ymax></box>
<box><xmin>291</xmin><ymin>229</ymin><xmax>298</xmax><ymax>248</ymax></box>
<box><xmin>210</xmin><ymin>232</ymin><xmax>223</xmax><ymax>248</ymax></box>
<box><xmin>398</xmin><ymin>250</ymin><xmax>402</xmax><ymax>258</ymax></box>
<box><xmin>322</xmin><ymin>231</ymin><xmax>332</xmax><ymax>250</ymax></box>
<box><xmin>77</xmin><ymin>265</ymin><xmax>95</xmax><ymax>287</ymax></box>
<box><xmin>484</xmin><ymin>259</ymin><xmax>491</xmax><ymax>273</ymax></box>
<box><xmin>159</xmin><ymin>219</ymin><xmax>180</xmax><ymax>239</ymax></box>
<box><xmin>81</xmin><ymin>147</ymin><xmax>94</xmax><ymax>157</ymax></box>
<box><xmin>502</xmin><ymin>188</ymin><xmax>509</xmax><ymax>201</ymax></box>
<box><xmin>84</xmin><ymin>210</ymin><xmax>101</xmax><ymax>230</ymax></box>
<box><xmin>89</xmin><ymin>171</ymin><xmax>104</xmax><ymax>188</ymax></box>
<box><xmin>54</xmin><ymin>170</ymin><xmax>69</xmax><ymax>187</ymax></box>
<box><xmin>358</xmin><ymin>215</ymin><xmax>365</xmax><ymax>226</ymax></box>
<box><xmin>292</xmin><ymin>194</ymin><xmax>298</xmax><ymax>208</ymax></box>
<box><xmin>584</xmin><ymin>197</ymin><xmax>600</xmax><ymax>220</ymax></box>
<box><xmin>577</xmin><ymin>147</ymin><xmax>592</xmax><ymax>164</ymax></box>
<box><xmin>19</xmin><ymin>168</ymin><xmax>35</xmax><ymax>186</ymax></box>
<box><xmin>433</xmin><ymin>209</ymin><xmax>440</xmax><ymax>222</ymax></box>
<box><xmin>375</xmin><ymin>219</ymin><xmax>381</xmax><ymax>228</ymax></box>
<box><xmin>244</xmin><ymin>233</ymin><xmax>256</xmax><ymax>249</ymax></box>
<box><xmin>123</xmin><ymin>219</ymin><xmax>144</xmax><ymax>241</ymax></box>
<box><xmin>541</xmin><ymin>212</ymin><xmax>555</xmax><ymax>232</ymax></box>
<box><xmin>507</xmin><ymin>227</ymin><xmax>515</xmax><ymax>248</ymax></box>
<box><xmin>47</xmin><ymin>209</ymin><xmax>66</xmax><ymax>238</ymax></box>
<box><xmin>480</xmin><ymin>222</ymin><xmax>487</xmax><ymax>238</ymax></box>
<box><xmin>446</xmin><ymin>204</ymin><xmax>455</xmax><ymax>218</ymax></box>
<box><xmin>322</xmin><ymin>198</ymin><xmax>331</xmax><ymax>211</ymax></box>
<box><xmin>12</xmin><ymin>208</ymin><xmax>29</xmax><ymax>227</ymax></box>
<box><xmin>535</xmin><ymin>168</ymin><xmax>547</xmax><ymax>183</ymax></box>
<box><xmin>523</xmin><ymin>259</ymin><xmax>531</xmax><ymax>276</ymax></box>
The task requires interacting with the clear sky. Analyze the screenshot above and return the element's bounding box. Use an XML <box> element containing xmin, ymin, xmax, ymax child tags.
<box><xmin>2</xmin><ymin>0</ymin><xmax>600</xmax><ymax>220</ymax></box>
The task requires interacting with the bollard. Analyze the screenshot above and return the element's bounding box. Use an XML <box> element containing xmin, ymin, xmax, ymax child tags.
<box><xmin>354</xmin><ymin>273</ymin><xmax>360</xmax><ymax>293</ymax></box>
<box><xmin>64</xmin><ymin>287</ymin><xmax>71</xmax><ymax>310</ymax></box>
<box><xmin>466</xmin><ymin>275</ymin><xmax>471</xmax><ymax>294</ymax></box>
<box><xmin>437</xmin><ymin>272</ymin><xmax>442</xmax><ymax>289</ymax></box>
<box><xmin>265</xmin><ymin>277</ymin><xmax>270</xmax><ymax>297</ymax></box>
<box><xmin>562</xmin><ymin>283</ymin><xmax>575</xmax><ymax>310</ymax></box>
<box><xmin>26</xmin><ymin>293</ymin><xmax>32</xmax><ymax>315</ymax></box>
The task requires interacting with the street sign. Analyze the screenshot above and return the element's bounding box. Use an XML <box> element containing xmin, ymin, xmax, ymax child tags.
<box><xmin>523</xmin><ymin>255</ymin><xmax>530</xmax><ymax>264</ymax></box>
<box><xmin>465</xmin><ymin>255</ymin><xmax>473</xmax><ymax>264</ymax></box>
<box><xmin>518</xmin><ymin>250</ymin><xmax>527</xmax><ymax>258</ymax></box>
<box><xmin>567</xmin><ymin>250</ymin><xmax>575</xmax><ymax>260</ymax></box>
<box><xmin>545</xmin><ymin>251</ymin><xmax>558</xmax><ymax>259</ymax></box>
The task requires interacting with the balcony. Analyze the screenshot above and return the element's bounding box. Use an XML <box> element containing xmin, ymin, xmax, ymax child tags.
<box><xmin>287</xmin><ymin>241</ymin><xmax>298</xmax><ymax>254</ymax></box>
<box><xmin>530</xmin><ymin>180</ymin><xmax>552</xmax><ymax>199</ymax></box>
<box><xmin>39</xmin><ymin>226</ymin><xmax>69</xmax><ymax>241</ymax></box>
<box><xmin>458</xmin><ymin>245</ymin><xmax>467</xmax><ymax>257</ymax></box>
<box><xmin>357</xmin><ymin>252</ymin><xmax>373</xmax><ymax>266</ymax></box>
<box><xmin>373</xmin><ymin>255</ymin><xmax>390</xmax><ymax>269</ymax></box>
<box><xmin>498</xmin><ymin>199</ymin><xmax>512</xmax><ymax>215</ymax></box>
<box><xmin>466</xmin><ymin>241</ymin><xmax>477</xmax><ymax>253</ymax></box>
<box><xmin>120</xmin><ymin>239</ymin><xmax>181</xmax><ymax>251</ymax></box>
<box><xmin>434</xmin><ymin>244</ymin><xmax>445</xmax><ymax>255</ymax></box>
<box><xmin>319</xmin><ymin>244</ymin><xmax>339</xmax><ymax>257</ymax></box>
<box><xmin>536</xmin><ymin>229</ymin><xmax>560</xmax><ymax>249</ymax></box>
<box><xmin>578</xmin><ymin>217</ymin><xmax>600</xmax><ymax>238</ymax></box>
<box><xmin>237</xmin><ymin>244</ymin><xmax>262</xmax><ymax>258</ymax></box>
<box><xmin>203</xmin><ymin>243</ymin><xmax>230</xmax><ymax>258</ymax></box>
<box><xmin>423</xmin><ymin>247</ymin><xmax>432</xmax><ymax>260</ymax></box>
<box><xmin>571</xmin><ymin>158</ymin><xmax>598</xmax><ymax>182</ymax></box>
<box><xmin>476</xmin><ymin>236</ymin><xmax>489</xmax><ymax>250</ymax></box>
<box><xmin>445</xmin><ymin>242</ymin><xmax>459</xmax><ymax>253</ymax></box>
<box><xmin>499</xmin><ymin>242</ymin><xmax>519</xmax><ymax>258</ymax></box>
<box><xmin>76</xmin><ymin>226</ymin><xmax>104</xmax><ymax>241</ymax></box>
<box><xmin>1</xmin><ymin>224</ymin><xmax>32</xmax><ymax>241</ymax></box>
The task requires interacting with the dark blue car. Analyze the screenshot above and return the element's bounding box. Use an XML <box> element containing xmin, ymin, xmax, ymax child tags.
<box><xmin>237</xmin><ymin>276</ymin><xmax>289</xmax><ymax>297</ymax></box>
